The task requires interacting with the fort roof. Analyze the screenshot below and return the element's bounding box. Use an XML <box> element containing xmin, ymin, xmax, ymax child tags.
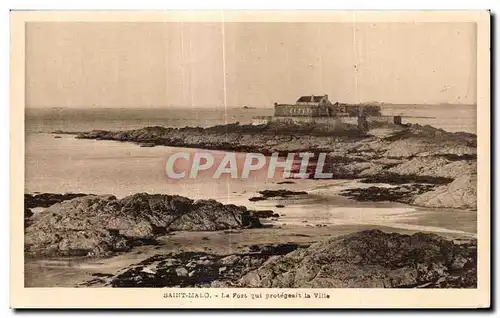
<box><xmin>297</xmin><ymin>95</ymin><xmax>325</xmax><ymax>103</ymax></box>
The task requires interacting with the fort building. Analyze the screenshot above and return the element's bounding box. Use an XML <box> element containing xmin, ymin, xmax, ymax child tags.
<box><xmin>252</xmin><ymin>94</ymin><xmax>402</xmax><ymax>129</ymax></box>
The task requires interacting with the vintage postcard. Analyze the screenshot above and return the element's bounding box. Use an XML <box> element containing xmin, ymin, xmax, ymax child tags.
<box><xmin>10</xmin><ymin>11</ymin><xmax>490</xmax><ymax>308</ymax></box>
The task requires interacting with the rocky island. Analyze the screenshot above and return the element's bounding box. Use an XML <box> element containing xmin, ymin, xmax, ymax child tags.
<box><xmin>66</xmin><ymin>120</ymin><xmax>476</xmax><ymax>210</ymax></box>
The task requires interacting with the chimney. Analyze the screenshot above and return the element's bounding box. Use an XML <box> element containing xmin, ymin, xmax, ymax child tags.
<box><xmin>311</xmin><ymin>95</ymin><xmax>314</xmax><ymax>102</ymax></box>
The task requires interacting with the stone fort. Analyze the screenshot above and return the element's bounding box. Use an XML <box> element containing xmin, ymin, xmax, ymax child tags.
<box><xmin>252</xmin><ymin>94</ymin><xmax>401</xmax><ymax>130</ymax></box>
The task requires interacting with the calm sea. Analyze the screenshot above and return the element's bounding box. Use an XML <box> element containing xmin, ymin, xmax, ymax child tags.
<box><xmin>25</xmin><ymin>107</ymin><xmax>274</xmax><ymax>133</ymax></box>
<box><xmin>25</xmin><ymin>104</ymin><xmax>477</xmax><ymax>134</ymax></box>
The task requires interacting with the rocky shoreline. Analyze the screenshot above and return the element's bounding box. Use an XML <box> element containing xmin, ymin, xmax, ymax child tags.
<box><xmin>24</xmin><ymin>191</ymin><xmax>477</xmax><ymax>288</ymax></box>
<box><xmin>27</xmin><ymin>122</ymin><xmax>478</xmax><ymax>288</ymax></box>
<box><xmin>54</xmin><ymin>122</ymin><xmax>477</xmax><ymax>210</ymax></box>
<box><xmin>79</xmin><ymin>230</ymin><xmax>476</xmax><ymax>288</ymax></box>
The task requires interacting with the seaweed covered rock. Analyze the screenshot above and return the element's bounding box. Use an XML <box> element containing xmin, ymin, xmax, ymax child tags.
<box><xmin>80</xmin><ymin>243</ymin><xmax>303</xmax><ymax>287</ymax></box>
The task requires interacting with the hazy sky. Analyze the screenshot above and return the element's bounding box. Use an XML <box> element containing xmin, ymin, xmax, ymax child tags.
<box><xmin>26</xmin><ymin>22</ymin><xmax>477</xmax><ymax>108</ymax></box>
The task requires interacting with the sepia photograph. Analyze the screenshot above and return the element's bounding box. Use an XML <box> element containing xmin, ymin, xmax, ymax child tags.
<box><xmin>10</xmin><ymin>10</ymin><xmax>490</xmax><ymax>308</ymax></box>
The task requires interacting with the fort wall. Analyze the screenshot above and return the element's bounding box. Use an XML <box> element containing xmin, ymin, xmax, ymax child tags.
<box><xmin>251</xmin><ymin>116</ymin><xmax>273</xmax><ymax>125</ymax></box>
<box><xmin>271</xmin><ymin>116</ymin><xmax>340</xmax><ymax>129</ymax></box>
<box><xmin>366</xmin><ymin>115</ymin><xmax>402</xmax><ymax>125</ymax></box>
<box><xmin>274</xmin><ymin>104</ymin><xmax>330</xmax><ymax>117</ymax></box>
<box><xmin>339</xmin><ymin>117</ymin><xmax>359</xmax><ymax>125</ymax></box>
<box><xmin>252</xmin><ymin>115</ymin><xmax>403</xmax><ymax>129</ymax></box>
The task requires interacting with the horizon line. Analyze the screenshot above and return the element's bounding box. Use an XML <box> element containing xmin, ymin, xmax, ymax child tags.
<box><xmin>25</xmin><ymin>102</ymin><xmax>478</xmax><ymax>110</ymax></box>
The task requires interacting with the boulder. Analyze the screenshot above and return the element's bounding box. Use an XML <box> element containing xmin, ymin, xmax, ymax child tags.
<box><xmin>25</xmin><ymin>193</ymin><xmax>261</xmax><ymax>257</ymax></box>
<box><xmin>238</xmin><ymin>230</ymin><xmax>476</xmax><ymax>288</ymax></box>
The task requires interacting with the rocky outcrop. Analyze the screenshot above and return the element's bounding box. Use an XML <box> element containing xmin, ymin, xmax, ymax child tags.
<box><xmin>80</xmin><ymin>230</ymin><xmax>476</xmax><ymax>288</ymax></box>
<box><xmin>61</xmin><ymin>123</ymin><xmax>476</xmax><ymax>209</ymax></box>
<box><xmin>25</xmin><ymin>193</ymin><xmax>262</xmax><ymax>257</ymax></box>
<box><xmin>24</xmin><ymin>193</ymin><xmax>89</xmax><ymax>209</ymax></box>
<box><xmin>251</xmin><ymin>210</ymin><xmax>280</xmax><ymax>218</ymax></box>
<box><xmin>73</xmin><ymin>124</ymin><xmax>366</xmax><ymax>156</ymax></box>
<box><xmin>238</xmin><ymin>230</ymin><xmax>476</xmax><ymax>288</ymax></box>
<box><xmin>24</xmin><ymin>208</ymin><xmax>34</xmax><ymax>227</ymax></box>
<box><xmin>386</xmin><ymin>157</ymin><xmax>476</xmax><ymax>179</ymax></box>
<box><xmin>340</xmin><ymin>184</ymin><xmax>436</xmax><ymax>204</ymax></box>
<box><xmin>24</xmin><ymin>208</ymin><xmax>34</xmax><ymax>219</ymax></box>
<box><xmin>344</xmin><ymin>156</ymin><xmax>477</xmax><ymax>208</ymax></box>
<box><xmin>80</xmin><ymin>243</ymin><xmax>303</xmax><ymax>287</ymax></box>
<box><xmin>72</xmin><ymin>123</ymin><xmax>475</xmax><ymax>160</ymax></box>
<box><xmin>24</xmin><ymin>193</ymin><xmax>91</xmax><ymax>228</ymax></box>
<box><xmin>381</xmin><ymin>124</ymin><xmax>476</xmax><ymax>157</ymax></box>
<box><xmin>360</xmin><ymin>173</ymin><xmax>453</xmax><ymax>185</ymax></box>
<box><xmin>249</xmin><ymin>189</ymin><xmax>308</xmax><ymax>202</ymax></box>
<box><xmin>412</xmin><ymin>174</ymin><xmax>477</xmax><ymax>210</ymax></box>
